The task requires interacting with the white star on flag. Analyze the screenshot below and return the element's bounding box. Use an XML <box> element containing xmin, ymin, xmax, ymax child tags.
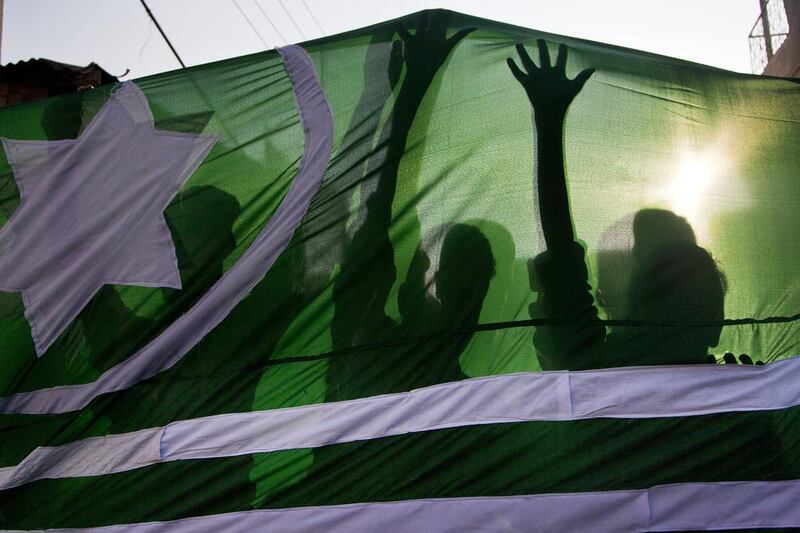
<box><xmin>0</xmin><ymin>82</ymin><xmax>218</xmax><ymax>356</ymax></box>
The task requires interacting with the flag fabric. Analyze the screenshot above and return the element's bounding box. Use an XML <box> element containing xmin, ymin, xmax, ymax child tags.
<box><xmin>0</xmin><ymin>9</ymin><xmax>799</xmax><ymax>532</ymax></box>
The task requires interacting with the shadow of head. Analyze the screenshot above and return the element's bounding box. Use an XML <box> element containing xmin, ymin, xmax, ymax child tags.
<box><xmin>627</xmin><ymin>209</ymin><xmax>726</xmax><ymax>362</ymax></box>
<box><xmin>166</xmin><ymin>185</ymin><xmax>240</xmax><ymax>288</ymax></box>
<box><xmin>435</xmin><ymin>223</ymin><xmax>496</xmax><ymax>326</ymax></box>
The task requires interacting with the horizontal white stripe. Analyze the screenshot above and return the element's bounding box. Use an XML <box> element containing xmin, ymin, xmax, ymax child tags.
<box><xmin>0</xmin><ymin>44</ymin><xmax>333</xmax><ymax>416</ymax></box>
<box><xmin>10</xmin><ymin>480</ymin><xmax>800</xmax><ymax>532</ymax></box>
<box><xmin>163</xmin><ymin>356</ymin><xmax>800</xmax><ymax>459</ymax></box>
<box><xmin>2</xmin><ymin>357</ymin><xmax>798</xmax><ymax>490</ymax></box>
<box><xmin>0</xmin><ymin>428</ymin><xmax>162</xmax><ymax>490</ymax></box>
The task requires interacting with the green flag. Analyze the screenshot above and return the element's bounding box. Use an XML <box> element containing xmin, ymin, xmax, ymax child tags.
<box><xmin>0</xmin><ymin>9</ymin><xmax>799</xmax><ymax>532</ymax></box>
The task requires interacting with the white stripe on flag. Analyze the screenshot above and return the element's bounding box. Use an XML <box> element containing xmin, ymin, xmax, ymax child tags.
<box><xmin>7</xmin><ymin>480</ymin><xmax>800</xmax><ymax>532</ymax></box>
<box><xmin>0</xmin><ymin>428</ymin><xmax>162</xmax><ymax>490</ymax></box>
<box><xmin>2</xmin><ymin>357</ymin><xmax>798</xmax><ymax>490</ymax></box>
<box><xmin>0</xmin><ymin>44</ymin><xmax>334</xmax><ymax>416</ymax></box>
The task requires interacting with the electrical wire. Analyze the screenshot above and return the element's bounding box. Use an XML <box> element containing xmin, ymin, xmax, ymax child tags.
<box><xmin>276</xmin><ymin>0</ymin><xmax>307</xmax><ymax>40</ymax></box>
<box><xmin>231</xmin><ymin>0</ymin><xmax>272</xmax><ymax>49</ymax></box>
<box><xmin>301</xmin><ymin>0</ymin><xmax>326</xmax><ymax>35</ymax></box>
<box><xmin>138</xmin><ymin>0</ymin><xmax>186</xmax><ymax>68</ymax></box>
<box><xmin>137</xmin><ymin>19</ymin><xmax>155</xmax><ymax>63</ymax></box>
<box><xmin>252</xmin><ymin>0</ymin><xmax>289</xmax><ymax>45</ymax></box>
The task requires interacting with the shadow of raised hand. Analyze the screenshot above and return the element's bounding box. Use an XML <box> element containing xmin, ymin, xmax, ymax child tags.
<box><xmin>507</xmin><ymin>39</ymin><xmax>594</xmax><ymax>119</ymax></box>
<box><xmin>397</xmin><ymin>12</ymin><xmax>475</xmax><ymax>91</ymax></box>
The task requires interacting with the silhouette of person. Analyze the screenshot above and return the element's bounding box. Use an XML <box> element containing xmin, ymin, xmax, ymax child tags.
<box><xmin>327</xmin><ymin>223</ymin><xmax>496</xmax><ymax>401</ymax></box>
<box><xmin>502</xmin><ymin>40</ymin><xmax>788</xmax><ymax>500</ymax></box>
<box><xmin>30</xmin><ymin>100</ymin><xmax>241</xmax><ymax>446</ymax></box>
<box><xmin>508</xmin><ymin>41</ymin><xmax>728</xmax><ymax>370</ymax></box>
<box><xmin>245</xmin><ymin>16</ymin><xmax>488</xmax><ymax>508</ymax></box>
<box><xmin>325</xmin><ymin>13</ymin><xmax>492</xmax><ymax>401</ymax></box>
<box><xmin>4</xmin><ymin>91</ymin><xmax>165</xmax><ymax>386</ymax></box>
<box><xmin>81</xmin><ymin>184</ymin><xmax>240</xmax><ymax>373</ymax></box>
<box><xmin>0</xmin><ymin>92</ymin><xmax>254</xmax><ymax>527</ymax></box>
<box><xmin>14</xmin><ymin>95</ymin><xmax>240</xmax><ymax>379</ymax></box>
<box><xmin>245</xmin><ymin>29</ymin><xmax>409</xmax><ymax>508</ymax></box>
<box><xmin>271</xmin><ymin>14</ymin><xmax>501</xmax><ymax>509</ymax></box>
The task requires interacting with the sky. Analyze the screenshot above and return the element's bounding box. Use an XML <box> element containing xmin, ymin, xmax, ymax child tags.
<box><xmin>2</xmin><ymin>0</ymin><xmax>762</xmax><ymax>79</ymax></box>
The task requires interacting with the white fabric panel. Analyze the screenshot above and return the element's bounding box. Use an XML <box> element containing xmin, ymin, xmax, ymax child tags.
<box><xmin>0</xmin><ymin>83</ymin><xmax>217</xmax><ymax>356</ymax></box>
<box><xmin>0</xmin><ymin>427</ymin><xmax>162</xmax><ymax>490</ymax></box>
<box><xmin>161</xmin><ymin>371</ymin><xmax>570</xmax><ymax>460</ymax></box>
<box><xmin>163</xmin><ymin>356</ymin><xmax>800</xmax><ymax>460</ymax></box>
<box><xmin>10</xmin><ymin>480</ymin><xmax>800</xmax><ymax>532</ymax></box>
<box><xmin>2</xmin><ymin>357</ymin><xmax>798</xmax><ymax>490</ymax></box>
<box><xmin>568</xmin><ymin>357</ymin><xmax>800</xmax><ymax>417</ymax></box>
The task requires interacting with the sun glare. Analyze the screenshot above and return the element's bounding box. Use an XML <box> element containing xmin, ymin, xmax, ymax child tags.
<box><xmin>670</xmin><ymin>152</ymin><xmax>721</xmax><ymax>216</ymax></box>
<box><xmin>665</xmin><ymin>150</ymin><xmax>725</xmax><ymax>242</ymax></box>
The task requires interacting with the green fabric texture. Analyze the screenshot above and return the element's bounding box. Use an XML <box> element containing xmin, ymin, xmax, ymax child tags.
<box><xmin>0</xmin><ymin>8</ymin><xmax>798</xmax><ymax>530</ymax></box>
